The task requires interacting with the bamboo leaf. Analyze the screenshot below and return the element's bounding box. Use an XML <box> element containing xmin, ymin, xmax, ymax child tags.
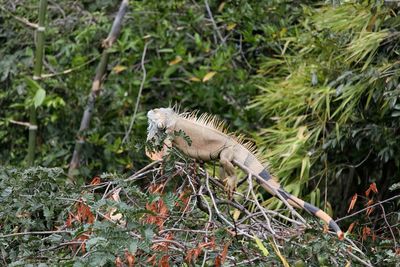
<box><xmin>270</xmin><ymin>239</ymin><xmax>289</xmax><ymax>267</ymax></box>
<box><xmin>254</xmin><ymin>236</ymin><xmax>269</xmax><ymax>256</ymax></box>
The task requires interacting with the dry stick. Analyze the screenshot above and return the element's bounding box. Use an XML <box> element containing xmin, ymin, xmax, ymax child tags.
<box><xmin>0</xmin><ymin>230</ymin><xmax>72</xmax><ymax>239</ymax></box>
<box><xmin>39</xmin><ymin>57</ymin><xmax>98</xmax><ymax>79</ymax></box>
<box><xmin>247</xmin><ymin>173</ymin><xmax>276</xmax><ymax>236</ymax></box>
<box><xmin>345</xmin><ymin>249</ymin><xmax>373</xmax><ymax>267</ymax></box>
<box><xmin>233</xmin><ymin>160</ymin><xmax>307</xmax><ymax>225</ymax></box>
<box><xmin>28</xmin><ymin>0</ymin><xmax>47</xmax><ymax>166</ymax></box>
<box><xmin>0</xmin><ymin>6</ymin><xmax>39</xmax><ymax>29</ymax></box>
<box><xmin>379</xmin><ymin>202</ymin><xmax>398</xmax><ymax>249</ymax></box>
<box><xmin>122</xmin><ymin>41</ymin><xmax>151</xmax><ymax>144</ymax></box>
<box><xmin>204</xmin><ymin>0</ymin><xmax>225</xmax><ymax>45</ymax></box>
<box><xmin>125</xmin><ymin>160</ymin><xmax>162</xmax><ymax>181</ymax></box>
<box><xmin>204</xmin><ymin>172</ymin><xmax>253</xmax><ymax>239</ymax></box>
<box><xmin>68</xmin><ymin>0</ymin><xmax>129</xmax><ymax>177</ymax></box>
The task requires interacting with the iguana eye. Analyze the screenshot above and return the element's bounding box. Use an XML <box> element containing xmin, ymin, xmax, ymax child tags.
<box><xmin>157</xmin><ymin>122</ymin><xmax>165</xmax><ymax>129</ymax></box>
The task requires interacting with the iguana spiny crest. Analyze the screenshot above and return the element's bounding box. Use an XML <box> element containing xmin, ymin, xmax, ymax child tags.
<box><xmin>146</xmin><ymin>107</ymin><xmax>343</xmax><ymax>239</ymax></box>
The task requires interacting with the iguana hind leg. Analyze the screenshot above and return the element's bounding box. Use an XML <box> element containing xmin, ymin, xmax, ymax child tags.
<box><xmin>219</xmin><ymin>147</ymin><xmax>237</xmax><ymax>198</ymax></box>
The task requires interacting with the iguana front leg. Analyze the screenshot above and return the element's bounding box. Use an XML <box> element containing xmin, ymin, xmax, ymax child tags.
<box><xmin>219</xmin><ymin>147</ymin><xmax>237</xmax><ymax>198</ymax></box>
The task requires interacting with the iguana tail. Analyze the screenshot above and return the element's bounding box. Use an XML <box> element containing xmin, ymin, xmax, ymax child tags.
<box><xmin>257</xmin><ymin>168</ymin><xmax>344</xmax><ymax>239</ymax></box>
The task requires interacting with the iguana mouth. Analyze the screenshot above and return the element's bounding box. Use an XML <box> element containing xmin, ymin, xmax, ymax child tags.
<box><xmin>146</xmin><ymin>110</ymin><xmax>162</xmax><ymax>142</ymax></box>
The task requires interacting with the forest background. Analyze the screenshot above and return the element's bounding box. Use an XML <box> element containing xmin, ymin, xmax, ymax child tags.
<box><xmin>0</xmin><ymin>0</ymin><xmax>399</xmax><ymax>266</ymax></box>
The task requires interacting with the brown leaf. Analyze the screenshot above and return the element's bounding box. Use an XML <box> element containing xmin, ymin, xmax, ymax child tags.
<box><xmin>365</xmin><ymin>182</ymin><xmax>378</xmax><ymax>197</ymax></box>
<box><xmin>366</xmin><ymin>199</ymin><xmax>374</xmax><ymax>216</ymax></box>
<box><xmin>115</xmin><ymin>256</ymin><xmax>123</xmax><ymax>267</ymax></box>
<box><xmin>90</xmin><ymin>176</ymin><xmax>101</xmax><ymax>185</ymax></box>
<box><xmin>160</xmin><ymin>255</ymin><xmax>170</xmax><ymax>267</ymax></box>
<box><xmin>215</xmin><ymin>255</ymin><xmax>222</xmax><ymax>267</ymax></box>
<box><xmin>347</xmin><ymin>222</ymin><xmax>356</xmax><ymax>234</ymax></box>
<box><xmin>220</xmin><ymin>242</ymin><xmax>229</xmax><ymax>264</ymax></box>
<box><xmin>348</xmin><ymin>193</ymin><xmax>358</xmax><ymax>213</ymax></box>
<box><xmin>76</xmin><ymin>201</ymin><xmax>95</xmax><ymax>224</ymax></box>
<box><xmin>66</xmin><ymin>212</ymin><xmax>74</xmax><ymax>228</ymax></box>
<box><xmin>125</xmin><ymin>251</ymin><xmax>135</xmax><ymax>267</ymax></box>
<box><xmin>362</xmin><ymin>226</ymin><xmax>371</xmax><ymax>241</ymax></box>
<box><xmin>370</xmin><ymin>182</ymin><xmax>378</xmax><ymax>193</ymax></box>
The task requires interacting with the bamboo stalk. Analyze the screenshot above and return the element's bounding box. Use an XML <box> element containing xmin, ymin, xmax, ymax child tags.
<box><xmin>27</xmin><ymin>0</ymin><xmax>47</xmax><ymax>166</ymax></box>
<box><xmin>68</xmin><ymin>0</ymin><xmax>129</xmax><ymax>178</ymax></box>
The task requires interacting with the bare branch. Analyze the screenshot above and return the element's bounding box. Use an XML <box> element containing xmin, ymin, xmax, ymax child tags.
<box><xmin>68</xmin><ymin>0</ymin><xmax>129</xmax><ymax>177</ymax></box>
<box><xmin>122</xmin><ymin>41</ymin><xmax>151</xmax><ymax>144</ymax></box>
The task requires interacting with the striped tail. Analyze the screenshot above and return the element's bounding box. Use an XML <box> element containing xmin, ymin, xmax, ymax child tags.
<box><xmin>258</xmin><ymin>168</ymin><xmax>344</xmax><ymax>239</ymax></box>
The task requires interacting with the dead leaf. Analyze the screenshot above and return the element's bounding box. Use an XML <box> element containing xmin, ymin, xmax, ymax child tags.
<box><xmin>113</xmin><ymin>65</ymin><xmax>127</xmax><ymax>74</ymax></box>
<box><xmin>220</xmin><ymin>242</ymin><xmax>229</xmax><ymax>264</ymax></box>
<box><xmin>217</xmin><ymin>2</ymin><xmax>225</xmax><ymax>12</ymax></box>
<box><xmin>160</xmin><ymin>255</ymin><xmax>170</xmax><ymax>267</ymax></box>
<box><xmin>347</xmin><ymin>222</ymin><xmax>356</xmax><ymax>234</ymax></box>
<box><xmin>348</xmin><ymin>193</ymin><xmax>358</xmax><ymax>213</ymax></box>
<box><xmin>169</xmin><ymin>56</ymin><xmax>182</xmax><ymax>65</ymax></box>
<box><xmin>76</xmin><ymin>201</ymin><xmax>95</xmax><ymax>224</ymax></box>
<box><xmin>362</xmin><ymin>226</ymin><xmax>371</xmax><ymax>240</ymax></box>
<box><xmin>90</xmin><ymin>176</ymin><xmax>101</xmax><ymax>185</ymax></box>
<box><xmin>227</xmin><ymin>23</ymin><xmax>236</xmax><ymax>31</ymax></box>
<box><xmin>125</xmin><ymin>250</ymin><xmax>136</xmax><ymax>267</ymax></box>
<box><xmin>202</xmin><ymin>71</ymin><xmax>217</xmax><ymax>82</ymax></box>
<box><xmin>189</xmin><ymin>76</ymin><xmax>201</xmax><ymax>82</ymax></box>
<box><xmin>115</xmin><ymin>256</ymin><xmax>123</xmax><ymax>267</ymax></box>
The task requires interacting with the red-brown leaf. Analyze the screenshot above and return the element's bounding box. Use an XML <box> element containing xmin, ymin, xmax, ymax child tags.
<box><xmin>115</xmin><ymin>256</ymin><xmax>123</xmax><ymax>267</ymax></box>
<box><xmin>370</xmin><ymin>182</ymin><xmax>378</xmax><ymax>193</ymax></box>
<box><xmin>347</xmin><ymin>222</ymin><xmax>356</xmax><ymax>234</ymax></box>
<box><xmin>125</xmin><ymin>251</ymin><xmax>135</xmax><ymax>267</ymax></box>
<box><xmin>348</xmin><ymin>194</ymin><xmax>358</xmax><ymax>213</ymax></box>
<box><xmin>160</xmin><ymin>255</ymin><xmax>170</xmax><ymax>267</ymax></box>
<box><xmin>90</xmin><ymin>176</ymin><xmax>101</xmax><ymax>185</ymax></box>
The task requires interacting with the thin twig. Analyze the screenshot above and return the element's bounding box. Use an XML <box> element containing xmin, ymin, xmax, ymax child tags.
<box><xmin>122</xmin><ymin>41</ymin><xmax>151</xmax><ymax>144</ymax></box>
<box><xmin>345</xmin><ymin>249</ymin><xmax>373</xmax><ymax>267</ymax></box>
<box><xmin>204</xmin><ymin>0</ymin><xmax>225</xmax><ymax>46</ymax></box>
<box><xmin>379</xmin><ymin>202</ymin><xmax>398</xmax><ymax>249</ymax></box>
<box><xmin>0</xmin><ymin>6</ymin><xmax>39</xmax><ymax>29</ymax></box>
<box><xmin>0</xmin><ymin>230</ymin><xmax>72</xmax><ymax>238</ymax></box>
<box><xmin>336</xmin><ymin>194</ymin><xmax>400</xmax><ymax>222</ymax></box>
<box><xmin>233</xmin><ymin>160</ymin><xmax>307</xmax><ymax>224</ymax></box>
<box><xmin>125</xmin><ymin>160</ymin><xmax>162</xmax><ymax>181</ymax></box>
<box><xmin>39</xmin><ymin>57</ymin><xmax>98</xmax><ymax>79</ymax></box>
<box><xmin>247</xmin><ymin>173</ymin><xmax>276</xmax><ymax>236</ymax></box>
<box><xmin>204</xmin><ymin>172</ymin><xmax>253</xmax><ymax>239</ymax></box>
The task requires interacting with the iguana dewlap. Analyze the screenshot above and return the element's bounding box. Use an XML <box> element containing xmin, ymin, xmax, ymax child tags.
<box><xmin>146</xmin><ymin>107</ymin><xmax>343</xmax><ymax>239</ymax></box>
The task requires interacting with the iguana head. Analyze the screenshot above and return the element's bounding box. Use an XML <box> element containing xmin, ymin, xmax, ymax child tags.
<box><xmin>146</xmin><ymin>108</ymin><xmax>176</xmax><ymax>141</ymax></box>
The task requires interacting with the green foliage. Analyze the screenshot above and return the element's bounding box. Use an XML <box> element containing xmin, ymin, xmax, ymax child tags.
<box><xmin>251</xmin><ymin>1</ymin><xmax>400</xmax><ymax>218</ymax></box>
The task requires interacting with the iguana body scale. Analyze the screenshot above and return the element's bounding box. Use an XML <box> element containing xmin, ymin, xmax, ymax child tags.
<box><xmin>146</xmin><ymin>108</ymin><xmax>343</xmax><ymax>238</ymax></box>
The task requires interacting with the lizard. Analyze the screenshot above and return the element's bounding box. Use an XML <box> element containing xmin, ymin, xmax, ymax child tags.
<box><xmin>146</xmin><ymin>107</ymin><xmax>344</xmax><ymax>239</ymax></box>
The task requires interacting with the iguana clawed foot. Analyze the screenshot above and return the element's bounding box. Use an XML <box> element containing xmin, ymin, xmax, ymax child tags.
<box><xmin>223</xmin><ymin>176</ymin><xmax>237</xmax><ymax>199</ymax></box>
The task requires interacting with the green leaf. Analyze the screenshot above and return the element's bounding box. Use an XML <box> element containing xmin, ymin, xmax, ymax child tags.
<box><xmin>129</xmin><ymin>240</ymin><xmax>138</xmax><ymax>254</ymax></box>
<box><xmin>391</xmin><ymin>111</ymin><xmax>400</xmax><ymax>117</ymax></box>
<box><xmin>86</xmin><ymin>237</ymin><xmax>107</xmax><ymax>250</ymax></box>
<box><xmin>254</xmin><ymin>236</ymin><xmax>269</xmax><ymax>256</ymax></box>
<box><xmin>34</xmin><ymin>88</ymin><xmax>46</xmax><ymax>108</ymax></box>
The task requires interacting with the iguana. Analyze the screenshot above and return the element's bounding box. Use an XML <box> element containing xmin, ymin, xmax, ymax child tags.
<box><xmin>146</xmin><ymin>107</ymin><xmax>343</xmax><ymax>239</ymax></box>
